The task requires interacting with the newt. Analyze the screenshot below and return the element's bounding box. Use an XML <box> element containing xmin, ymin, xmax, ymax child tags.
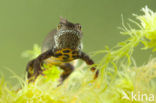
<box><xmin>26</xmin><ymin>18</ymin><xmax>99</xmax><ymax>85</ymax></box>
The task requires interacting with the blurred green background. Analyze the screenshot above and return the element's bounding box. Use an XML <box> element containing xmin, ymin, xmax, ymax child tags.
<box><xmin>0</xmin><ymin>0</ymin><xmax>156</xmax><ymax>83</ymax></box>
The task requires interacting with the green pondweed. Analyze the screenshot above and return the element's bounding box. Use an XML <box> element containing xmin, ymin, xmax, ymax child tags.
<box><xmin>0</xmin><ymin>6</ymin><xmax>156</xmax><ymax>103</ymax></box>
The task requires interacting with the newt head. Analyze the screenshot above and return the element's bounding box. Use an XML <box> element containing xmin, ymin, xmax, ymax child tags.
<box><xmin>54</xmin><ymin>17</ymin><xmax>83</xmax><ymax>50</ymax></box>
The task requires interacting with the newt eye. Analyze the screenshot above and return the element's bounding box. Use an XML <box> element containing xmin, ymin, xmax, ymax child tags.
<box><xmin>77</xmin><ymin>24</ymin><xmax>81</xmax><ymax>30</ymax></box>
<box><xmin>57</xmin><ymin>24</ymin><xmax>62</xmax><ymax>30</ymax></box>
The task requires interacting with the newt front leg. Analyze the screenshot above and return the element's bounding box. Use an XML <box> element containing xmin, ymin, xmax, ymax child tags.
<box><xmin>78</xmin><ymin>51</ymin><xmax>99</xmax><ymax>79</ymax></box>
<box><xmin>26</xmin><ymin>49</ymin><xmax>54</xmax><ymax>83</ymax></box>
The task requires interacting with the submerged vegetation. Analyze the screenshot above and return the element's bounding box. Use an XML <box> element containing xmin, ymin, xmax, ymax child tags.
<box><xmin>0</xmin><ymin>6</ymin><xmax>156</xmax><ymax>103</ymax></box>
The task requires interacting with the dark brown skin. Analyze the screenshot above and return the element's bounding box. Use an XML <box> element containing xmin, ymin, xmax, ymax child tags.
<box><xmin>26</xmin><ymin>18</ymin><xmax>99</xmax><ymax>85</ymax></box>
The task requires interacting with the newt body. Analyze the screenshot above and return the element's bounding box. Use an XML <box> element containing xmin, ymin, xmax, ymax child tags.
<box><xmin>26</xmin><ymin>18</ymin><xmax>98</xmax><ymax>85</ymax></box>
